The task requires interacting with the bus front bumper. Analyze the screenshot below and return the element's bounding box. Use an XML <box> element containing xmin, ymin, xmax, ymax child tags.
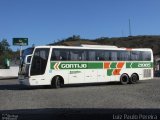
<box><xmin>18</xmin><ymin>76</ymin><xmax>30</xmax><ymax>86</ymax></box>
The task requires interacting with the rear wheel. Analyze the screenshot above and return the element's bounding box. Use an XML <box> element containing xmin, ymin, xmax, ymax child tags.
<box><xmin>130</xmin><ymin>74</ymin><xmax>139</xmax><ymax>84</ymax></box>
<box><xmin>51</xmin><ymin>76</ymin><xmax>63</xmax><ymax>88</ymax></box>
<box><xmin>120</xmin><ymin>74</ymin><xmax>129</xmax><ymax>85</ymax></box>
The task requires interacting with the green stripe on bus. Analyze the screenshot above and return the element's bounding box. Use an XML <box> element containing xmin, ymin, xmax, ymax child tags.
<box><xmin>126</xmin><ymin>62</ymin><xmax>153</xmax><ymax>68</ymax></box>
<box><xmin>50</xmin><ymin>62</ymin><xmax>55</xmax><ymax>69</ymax></box>
<box><xmin>51</xmin><ymin>62</ymin><xmax>153</xmax><ymax>70</ymax></box>
<box><xmin>107</xmin><ymin>69</ymin><xmax>114</xmax><ymax>76</ymax></box>
<box><xmin>126</xmin><ymin>63</ymin><xmax>131</xmax><ymax>68</ymax></box>
<box><xmin>87</xmin><ymin>63</ymin><xmax>103</xmax><ymax>69</ymax></box>
<box><xmin>110</xmin><ymin>62</ymin><xmax>117</xmax><ymax>68</ymax></box>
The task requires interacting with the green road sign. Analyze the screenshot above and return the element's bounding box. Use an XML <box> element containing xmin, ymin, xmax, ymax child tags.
<box><xmin>13</xmin><ymin>38</ymin><xmax>28</xmax><ymax>46</ymax></box>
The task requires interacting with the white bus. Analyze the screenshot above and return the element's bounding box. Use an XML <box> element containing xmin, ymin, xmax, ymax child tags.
<box><xmin>18</xmin><ymin>45</ymin><xmax>153</xmax><ymax>88</ymax></box>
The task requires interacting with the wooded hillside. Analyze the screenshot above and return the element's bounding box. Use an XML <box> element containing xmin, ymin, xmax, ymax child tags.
<box><xmin>50</xmin><ymin>35</ymin><xmax>160</xmax><ymax>56</ymax></box>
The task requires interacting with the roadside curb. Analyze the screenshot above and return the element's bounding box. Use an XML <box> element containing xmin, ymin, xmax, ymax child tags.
<box><xmin>0</xmin><ymin>77</ymin><xmax>18</xmax><ymax>80</ymax></box>
<box><xmin>153</xmin><ymin>77</ymin><xmax>160</xmax><ymax>80</ymax></box>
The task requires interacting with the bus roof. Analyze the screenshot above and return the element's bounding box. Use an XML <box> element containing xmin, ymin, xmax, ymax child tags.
<box><xmin>35</xmin><ymin>45</ymin><xmax>152</xmax><ymax>51</ymax></box>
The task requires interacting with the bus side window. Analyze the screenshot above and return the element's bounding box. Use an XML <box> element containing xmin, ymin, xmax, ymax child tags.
<box><xmin>119</xmin><ymin>51</ymin><xmax>130</xmax><ymax>61</ymax></box>
<box><xmin>141</xmin><ymin>51</ymin><xmax>151</xmax><ymax>61</ymax></box>
<box><xmin>88</xmin><ymin>51</ymin><xmax>96</xmax><ymax>61</ymax></box>
<box><xmin>96</xmin><ymin>50</ymin><xmax>104</xmax><ymax>61</ymax></box>
<box><xmin>51</xmin><ymin>51</ymin><xmax>56</xmax><ymax>61</ymax></box>
<box><xmin>70</xmin><ymin>50</ymin><xmax>80</xmax><ymax>61</ymax></box>
<box><xmin>111</xmin><ymin>51</ymin><xmax>117</xmax><ymax>61</ymax></box>
<box><xmin>60</xmin><ymin>51</ymin><xmax>68</xmax><ymax>60</ymax></box>
<box><xmin>81</xmin><ymin>50</ymin><xmax>87</xmax><ymax>61</ymax></box>
<box><xmin>86</xmin><ymin>50</ymin><xmax>89</xmax><ymax>61</ymax></box>
<box><xmin>59</xmin><ymin>56</ymin><xmax>63</xmax><ymax>60</ymax></box>
<box><xmin>69</xmin><ymin>50</ymin><xmax>87</xmax><ymax>61</ymax></box>
<box><xmin>104</xmin><ymin>51</ymin><xmax>110</xmax><ymax>61</ymax></box>
<box><xmin>131</xmin><ymin>51</ymin><xmax>141</xmax><ymax>61</ymax></box>
<box><xmin>51</xmin><ymin>49</ymin><xmax>60</xmax><ymax>61</ymax></box>
<box><xmin>78</xmin><ymin>51</ymin><xmax>82</xmax><ymax>61</ymax></box>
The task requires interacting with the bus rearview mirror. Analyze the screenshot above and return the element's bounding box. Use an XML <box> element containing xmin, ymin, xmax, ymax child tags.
<box><xmin>25</xmin><ymin>55</ymin><xmax>32</xmax><ymax>64</ymax></box>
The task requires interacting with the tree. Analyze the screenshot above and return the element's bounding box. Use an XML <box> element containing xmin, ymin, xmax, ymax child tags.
<box><xmin>72</xmin><ymin>35</ymin><xmax>80</xmax><ymax>40</ymax></box>
<box><xmin>0</xmin><ymin>39</ymin><xmax>10</xmax><ymax>54</ymax></box>
<box><xmin>0</xmin><ymin>39</ymin><xmax>13</xmax><ymax>68</ymax></box>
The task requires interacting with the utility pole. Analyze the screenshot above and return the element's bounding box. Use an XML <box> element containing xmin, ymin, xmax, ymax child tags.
<box><xmin>121</xmin><ymin>30</ymin><xmax>124</xmax><ymax>37</ymax></box>
<box><xmin>129</xmin><ymin>19</ymin><xmax>132</xmax><ymax>36</ymax></box>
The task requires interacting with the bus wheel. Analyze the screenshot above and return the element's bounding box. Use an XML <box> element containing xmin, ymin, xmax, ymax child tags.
<box><xmin>120</xmin><ymin>74</ymin><xmax>129</xmax><ymax>85</ymax></box>
<box><xmin>51</xmin><ymin>76</ymin><xmax>62</xmax><ymax>88</ymax></box>
<box><xmin>130</xmin><ymin>74</ymin><xmax>139</xmax><ymax>84</ymax></box>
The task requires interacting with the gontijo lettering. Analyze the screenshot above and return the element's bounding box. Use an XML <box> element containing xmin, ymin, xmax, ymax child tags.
<box><xmin>61</xmin><ymin>64</ymin><xmax>87</xmax><ymax>69</ymax></box>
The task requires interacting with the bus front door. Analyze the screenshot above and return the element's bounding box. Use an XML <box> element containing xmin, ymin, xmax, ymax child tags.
<box><xmin>30</xmin><ymin>48</ymin><xmax>50</xmax><ymax>85</ymax></box>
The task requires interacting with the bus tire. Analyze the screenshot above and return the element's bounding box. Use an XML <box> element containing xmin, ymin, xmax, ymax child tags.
<box><xmin>120</xmin><ymin>74</ymin><xmax>129</xmax><ymax>85</ymax></box>
<box><xmin>130</xmin><ymin>73</ymin><xmax>139</xmax><ymax>84</ymax></box>
<box><xmin>51</xmin><ymin>76</ymin><xmax>63</xmax><ymax>88</ymax></box>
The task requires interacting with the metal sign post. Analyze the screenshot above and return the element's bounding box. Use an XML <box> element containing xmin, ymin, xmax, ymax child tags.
<box><xmin>13</xmin><ymin>38</ymin><xmax>28</xmax><ymax>64</ymax></box>
<box><xmin>20</xmin><ymin>45</ymin><xmax>22</xmax><ymax>64</ymax></box>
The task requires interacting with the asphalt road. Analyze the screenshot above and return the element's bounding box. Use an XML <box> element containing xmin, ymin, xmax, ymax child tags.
<box><xmin>0</xmin><ymin>78</ymin><xmax>160</xmax><ymax>110</ymax></box>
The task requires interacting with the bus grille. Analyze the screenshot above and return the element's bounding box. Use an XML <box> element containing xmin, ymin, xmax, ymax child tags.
<box><xmin>143</xmin><ymin>69</ymin><xmax>151</xmax><ymax>78</ymax></box>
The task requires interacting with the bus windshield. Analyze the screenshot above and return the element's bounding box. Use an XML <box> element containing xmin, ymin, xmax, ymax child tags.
<box><xmin>22</xmin><ymin>47</ymin><xmax>34</xmax><ymax>64</ymax></box>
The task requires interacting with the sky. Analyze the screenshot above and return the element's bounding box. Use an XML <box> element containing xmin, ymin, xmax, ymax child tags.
<box><xmin>0</xmin><ymin>0</ymin><xmax>160</xmax><ymax>50</ymax></box>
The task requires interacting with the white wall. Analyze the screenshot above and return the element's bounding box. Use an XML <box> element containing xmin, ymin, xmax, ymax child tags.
<box><xmin>0</xmin><ymin>66</ymin><xmax>19</xmax><ymax>78</ymax></box>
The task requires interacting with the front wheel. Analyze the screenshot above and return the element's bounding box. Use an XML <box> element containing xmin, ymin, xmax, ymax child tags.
<box><xmin>120</xmin><ymin>74</ymin><xmax>129</xmax><ymax>85</ymax></box>
<box><xmin>51</xmin><ymin>76</ymin><xmax>62</xmax><ymax>89</ymax></box>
